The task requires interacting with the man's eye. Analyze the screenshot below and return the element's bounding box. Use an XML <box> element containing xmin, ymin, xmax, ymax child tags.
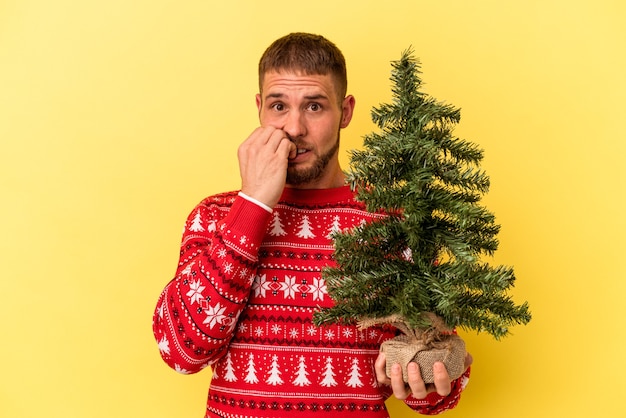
<box><xmin>307</xmin><ymin>103</ymin><xmax>321</xmax><ymax>111</ymax></box>
<box><xmin>271</xmin><ymin>103</ymin><xmax>285</xmax><ymax>111</ymax></box>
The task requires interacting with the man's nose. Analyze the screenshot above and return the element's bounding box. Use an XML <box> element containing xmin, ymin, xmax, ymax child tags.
<box><xmin>282</xmin><ymin>109</ymin><xmax>306</xmax><ymax>139</ymax></box>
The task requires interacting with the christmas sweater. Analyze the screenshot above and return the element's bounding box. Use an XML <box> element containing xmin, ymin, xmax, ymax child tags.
<box><xmin>153</xmin><ymin>186</ymin><xmax>469</xmax><ymax>417</ymax></box>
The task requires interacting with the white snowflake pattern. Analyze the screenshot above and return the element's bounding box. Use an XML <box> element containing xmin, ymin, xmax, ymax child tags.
<box><xmin>239</xmin><ymin>236</ymin><xmax>247</xmax><ymax>245</ymax></box>
<box><xmin>342</xmin><ymin>328</ymin><xmax>354</xmax><ymax>339</ymax></box>
<box><xmin>254</xmin><ymin>326</ymin><xmax>264</xmax><ymax>337</ymax></box>
<box><xmin>223</xmin><ymin>262</ymin><xmax>234</xmax><ymax>274</ymax></box>
<box><xmin>238</xmin><ymin>323</ymin><xmax>249</xmax><ymax>333</ymax></box>
<box><xmin>203</xmin><ymin>302</ymin><xmax>227</xmax><ymax>329</ymax></box>
<box><xmin>311</xmin><ymin>277</ymin><xmax>327</xmax><ymax>301</ymax></box>
<box><xmin>186</xmin><ymin>279</ymin><xmax>205</xmax><ymax>305</ymax></box>
<box><xmin>157</xmin><ymin>336</ymin><xmax>170</xmax><ymax>355</ymax></box>
<box><xmin>239</xmin><ymin>268</ymin><xmax>249</xmax><ymax>279</ymax></box>
<box><xmin>174</xmin><ymin>364</ymin><xmax>191</xmax><ymax>374</ymax></box>
<box><xmin>247</xmin><ymin>273</ymin><xmax>256</xmax><ymax>285</ymax></box>
<box><xmin>306</xmin><ymin>326</ymin><xmax>318</xmax><ymax>336</ymax></box>
<box><xmin>220</xmin><ymin>316</ymin><xmax>238</xmax><ymax>335</ymax></box>
<box><xmin>217</xmin><ymin>248</ymin><xmax>227</xmax><ymax>258</ymax></box>
<box><xmin>368</xmin><ymin>329</ymin><xmax>380</xmax><ymax>340</ymax></box>
<box><xmin>289</xmin><ymin>328</ymin><xmax>299</xmax><ymax>338</ymax></box>
<box><xmin>283</xmin><ymin>275</ymin><xmax>297</xmax><ymax>299</ymax></box>
<box><xmin>252</xmin><ymin>274</ymin><xmax>267</xmax><ymax>297</ymax></box>
<box><xmin>271</xmin><ymin>324</ymin><xmax>282</xmax><ymax>334</ymax></box>
<box><xmin>324</xmin><ymin>329</ymin><xmax>336</xmax><ymax>340</ymax></box>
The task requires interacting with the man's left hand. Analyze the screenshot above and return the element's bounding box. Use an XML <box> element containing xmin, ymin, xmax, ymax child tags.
<box><xmin>374</xmin><ymin>351</ymin><xmax>473</xmax><ymax>400</ymax></box>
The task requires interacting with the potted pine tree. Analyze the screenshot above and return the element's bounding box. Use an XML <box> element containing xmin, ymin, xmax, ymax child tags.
<box><xmin>314</xmin><ymin>49</ymin><xmax>531</xmax><ymax>383</ymax></box>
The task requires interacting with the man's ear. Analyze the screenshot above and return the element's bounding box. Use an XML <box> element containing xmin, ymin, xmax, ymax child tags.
<box><xmin>340</xmin><ymin>95</ymin><xmax>356</xmax><ymax>128</ymax></box>
<box><xmin>256</xmin><ymin>94</ymin><xmax>262</xmax><ymax>114</ymax></box>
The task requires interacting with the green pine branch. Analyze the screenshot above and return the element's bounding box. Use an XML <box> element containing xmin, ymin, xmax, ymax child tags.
<box><xmin>313</xmin><ymin>48</ymin><xmax>531</xmax><ymax>339</ymax></box>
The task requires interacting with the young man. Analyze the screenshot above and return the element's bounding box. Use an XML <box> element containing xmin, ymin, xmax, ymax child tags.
<box><xmin>153</xmin><ymin>33</ymin><xmax>471</xmax><ymax>417</ymax></box>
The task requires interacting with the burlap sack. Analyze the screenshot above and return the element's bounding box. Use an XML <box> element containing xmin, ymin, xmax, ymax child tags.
<box><xmin>360</xmin><ymin>313</ymin><xmax>467</xmax><ymax>384</ymax></box>
<box><xmin>380</xmin><ymin>332</ymin><xmax>466</xmax><ymax>383</ymax></box>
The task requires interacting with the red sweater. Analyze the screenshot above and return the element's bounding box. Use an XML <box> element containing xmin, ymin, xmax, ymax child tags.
<box><xmin>153</xmin><ymin>186</ymin><xmax>468</xmax><ymax>417</ymax></box>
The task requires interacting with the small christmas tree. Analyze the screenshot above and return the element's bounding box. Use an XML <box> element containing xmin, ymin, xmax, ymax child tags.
<box><xmin>314</xmin><ymin>49</ymin><xmax>531</xmax><ymax>382</ymax></box>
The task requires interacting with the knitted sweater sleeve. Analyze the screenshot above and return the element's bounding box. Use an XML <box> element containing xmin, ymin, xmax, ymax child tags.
<box><xmin>381</xmin><ymin>367</ymin><xmax>470</xmax><ymax>415</ymax></box>
<box><xmin>152</xmin><ymin>194</ymin><xmax>272</xmax><ymax>374</ymax></box>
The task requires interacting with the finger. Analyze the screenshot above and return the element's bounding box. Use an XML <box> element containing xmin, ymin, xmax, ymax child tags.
<box><xmin>245</xmin><ymin>126</ymin><xmax>275</xmax><ymax>146</ymax></box>
<box><xmin>243</xmin><ymin>128</ymin><xmax>289</xmax><ymax>162</ymax></box>
<box><xmin>265</xmin><ymin>130</ymin><xmax>298</xmax><ymax>162</ymax></box>
<box><xmin>406</xmin><ymin>362</ymin><xmax>428</xmax><ymax>399</ymax></box>
<box><xmin>432</xmin><ymin>361</ymin><xmax>452</xmax><ymax>397</ymax></box>
<box><xmin>390</xmin><ymin>363</ymin><xmax>410</xmax><ymax>400</ymax></box>
<box><xmin>266</xmin><ymin>126</ymin><xmax>286</xmax><ymax>145</ymax></box>
<box><xmin>242</xmin><ymin>127</ymin><xmax>283</xmax><ymax>155</ymax></box>
<box><xmin>286</xmin><ymin>140</ymin><xmax>297</xmax><ymax>160</ymax></box>
<box><xmin>374</xmin><ymin>352</ymin><xmax>391</xmax><ymax>385</ymax></box>
<box><xmin>276</xmin><ymin>136</ymin><xmax>297</xmax><ymax>160</ymax></box>
<box><xmin>238</xmin><ymin>127</ymin><xmax>275</xmax><ymax>160</ymax></box>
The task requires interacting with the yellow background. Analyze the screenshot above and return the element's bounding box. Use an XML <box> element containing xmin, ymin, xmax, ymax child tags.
<box><xmin>2</xmin><ymin>1</ymin><xmax>625</xmax><ymax>417</ymax></box>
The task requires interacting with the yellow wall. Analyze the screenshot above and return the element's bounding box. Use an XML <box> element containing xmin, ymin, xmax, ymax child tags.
<box><xmin>2</xmin><ymin>1</ymin><xmax>625</xmax><ymax>417</ymax></box>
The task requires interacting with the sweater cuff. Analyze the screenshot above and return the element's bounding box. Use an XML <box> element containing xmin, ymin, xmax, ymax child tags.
<box><xmin>221</xmin><ymin>194</ymin><xmax>273</xmax><ymax>260</ymax></box>
<box><xmin>238</xmin><ymin>191</ymin><xmax>273</xmax><ymax>213</ymax></box>
<box><xmin>404</xmin><ymin>367</ymin><xmax>470</xmax><ymax>414</ymax></box>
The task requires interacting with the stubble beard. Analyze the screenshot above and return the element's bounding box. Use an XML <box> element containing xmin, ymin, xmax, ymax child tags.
<box><xmin>286</xmin><ymin>132</ymin><xmax>341</xmax><ymax>186</ymax></box>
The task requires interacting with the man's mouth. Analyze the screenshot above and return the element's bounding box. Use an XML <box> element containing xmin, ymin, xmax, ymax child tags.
<box><xmin>289</xmin><ymin>148</ymin><xmax>309</xmax><ymax>162</ymax></box>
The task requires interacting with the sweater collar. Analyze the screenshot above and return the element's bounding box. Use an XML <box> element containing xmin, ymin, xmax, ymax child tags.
<box><xmin>279</xmin><ymin>185</ymin><xmax>355</xmax><ymax>206</ymax></box>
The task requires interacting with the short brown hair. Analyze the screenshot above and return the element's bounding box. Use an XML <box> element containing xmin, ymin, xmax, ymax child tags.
<box><xmin>258</xmin><ymin>33</ymin><xmax>347</xmax><ymax>101</ymax></box>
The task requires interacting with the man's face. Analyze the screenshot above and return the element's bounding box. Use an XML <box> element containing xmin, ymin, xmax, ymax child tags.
<box><xmin>256</xmin><ymin>71</ymin><xmax>354</xmax><ymax>189</ymax></box>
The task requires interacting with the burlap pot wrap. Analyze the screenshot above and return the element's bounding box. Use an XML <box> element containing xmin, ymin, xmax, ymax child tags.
<box><xmin>360</xmin><ymin>313</ymin><xmax>466</xmax><ymax>384</ymax></box>
<box><xmin>380</xmin><ymin>332</ymin><xmax>466</xmax><ymax>383</ymax></box>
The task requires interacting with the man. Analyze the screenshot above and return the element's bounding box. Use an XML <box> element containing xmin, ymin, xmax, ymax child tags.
<box><xmin>153</xmin><ymin>32</ymin><xmax>471</xmax><ymax>417</ymax></box>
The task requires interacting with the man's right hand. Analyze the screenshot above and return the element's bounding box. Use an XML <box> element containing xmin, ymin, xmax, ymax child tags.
<box><xmin>237</xmin><ymin>126</ymin><xmax>297</xmax><ymax>209</ymax></box>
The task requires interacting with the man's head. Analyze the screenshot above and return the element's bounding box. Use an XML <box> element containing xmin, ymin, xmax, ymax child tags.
<box><xmin>258</xmin><ymin>32</ymin><xmax>348</xmax><ymax>105</ymax></box>
<box><xmin>255</xmin><ymin>33</ymin><xmax>355</xmax><ymax>189</ymax></box>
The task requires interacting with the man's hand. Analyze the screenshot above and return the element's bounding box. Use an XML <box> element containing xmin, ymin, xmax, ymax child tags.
<box><xmin>238</xmin><ymin>126</ymin><xmax>297</xmax><ymax>208</ymax></box>
<box><xmin>375</xmin><ymin>351</ymin><xmax>473</xmax><ymax>400</ymax></box>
